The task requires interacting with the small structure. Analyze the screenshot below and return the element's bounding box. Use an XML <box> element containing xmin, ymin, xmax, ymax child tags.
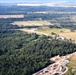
<box><xmin>51</xmin><ymin>55</ymin><xmax>60</xmax><ymax>61</ymax></box>
<box><xmin>62</xmin><ymin>60</ymin><xmax>69</xmax><ymax>65</ymax></box>
<box><xmin>56</xmin><ymin>36</ymin><xmax>66</xmax><ymax>40</ymax></box>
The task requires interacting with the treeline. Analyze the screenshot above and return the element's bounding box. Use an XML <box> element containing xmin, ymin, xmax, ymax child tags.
<box><xmin>0</xmin><ymin>6</ymin><xmax>76</xmax><ymax>14</ymax></box>
<box><xmin>61</xmin><ymin>25</ymin><xmax>76</xmax><ymax>30</ymax></box>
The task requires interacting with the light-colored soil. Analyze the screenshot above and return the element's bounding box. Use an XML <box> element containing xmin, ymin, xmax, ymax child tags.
<box><xmin>58</xmin><ymin>32</ymin><xmax>76</xmax><ymax>42</ymax></box>
<box><xmin>13</xmin><ymin>20</ymin><xmax>53</xmax><ymax>26</ymax></box>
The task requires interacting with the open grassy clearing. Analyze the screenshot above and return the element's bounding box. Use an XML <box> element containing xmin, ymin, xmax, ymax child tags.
<box><xmin>38</xmin><ymin>28</ymin><xmax>76</xmax><ymax>42</ymax></box>
<box><xmin>13</xmin><ymin>20</ymin><xmax>53</xmax><ymax>26</ymax></box>
<box><xmin>59</xmin><ymin>32</ymin><xmax>76</xmax><ymax>42</ymax></box>
<box><xmin>19</xmin><ymin>28</ymin><xmax>49</xmax><ymax>36</ymax></box>
<box><xmin>38</xmin><ymin>28</ymin><xmax>69</xmax><ymax>34</ymax></box>
<box><xmin>64</xmin><ymin>54</ymin><xmax>76</xmax><ymax>75</ymax></box>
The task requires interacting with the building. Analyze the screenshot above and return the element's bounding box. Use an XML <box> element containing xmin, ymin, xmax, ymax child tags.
<box><xmin>56</xmin><ymin>36</ymin><xmax>66</xmax><ymax>40</ymax></box>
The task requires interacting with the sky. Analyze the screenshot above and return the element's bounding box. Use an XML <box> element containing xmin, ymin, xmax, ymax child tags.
<box><xmin>0</xmin><ymin>0</ymin><xmax>76</xmax><ymax>3</ymax></box>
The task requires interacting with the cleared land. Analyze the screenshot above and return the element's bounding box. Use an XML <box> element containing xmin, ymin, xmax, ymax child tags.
<box><xmin>13</xmin><ymin>20</ymin><xmax>53</xmax><ymax>26</ymax></box>
<box><xmin>38</xmin><ymin>28</ymin><xmax>76</xmax><ymax>42</ymax></box>
<box><xmin>59</xmin><ymin>32</ymin><xmax>76</xmax><ymax>42</ymax></box>
<box><xmin>19</xmin><ymin>28</ymin><xmax>49</xmax><ymax>36</ymax></box>
<box><xmin>13</xmin><ymin>20</ymin><xmax>76</xmax><ymax>42</ymax></box>
<box><xmin>65</xmin><ymin>53</ymin><xmax>76</xmax><ymax>75</ymax></box>
<box><xmin>38</xmin><ymin>28</ymin><xmax>69</xmax><ymax>34</ymax></box>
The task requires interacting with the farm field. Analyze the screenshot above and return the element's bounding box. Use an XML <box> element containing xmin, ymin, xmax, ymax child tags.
<box><xmin>13</xmin><ymin>20</ymin><xmax>53</xmax><ymax>26</ymax></box>
<box><xmin>59</xmin><ymin>32</ymin><xmax>76</xmax><ymax>42</ymax></box>
<box><xmin>38</xmin><ymin>28</ymin><xmax>76</xmax><ymax>42</ymax></box>
<box><xmin>64</xmin><ymin>53</ymin><xmax>76</xmax><ymax>75</ymax></box>
<box><xmin>38</xmin><ymin>28</ymin><xmax>69</xmax><ymax>34</ymax></box>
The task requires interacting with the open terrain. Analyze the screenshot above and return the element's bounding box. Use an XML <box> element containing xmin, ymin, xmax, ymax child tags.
<box><xmin>13</xmin><ymin>20</ymin><xmax>53</xmax><ymax>26</ymax></box>
<box><xmin>16</xmin><ymin>27</ymin><xmax>76</xmax><ymax>42</ymax></box>
<box><xmin>38</xmin><ymin>28</ymin><xmax>76</xmax><ymax>42</ymax></box>
<box><xmin>38</xmin><ymin>28</ymin><xmax>68</xmax><ymax>34</ymax></box>
<box><xmin>64</xmin><ymin>53</ymin><xmax>76</xmax><ymax>75</ymax></box>
<box><xmin>59</xmin><ymin>32</ymin><xmax>76</xmax><ymax>42</ymax></box>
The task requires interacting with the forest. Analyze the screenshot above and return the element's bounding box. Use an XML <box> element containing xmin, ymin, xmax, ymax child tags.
<box><xmin>0</xmin><ymin>18</ymin><xmax>76</xmax><ymax>75</ymax></box>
